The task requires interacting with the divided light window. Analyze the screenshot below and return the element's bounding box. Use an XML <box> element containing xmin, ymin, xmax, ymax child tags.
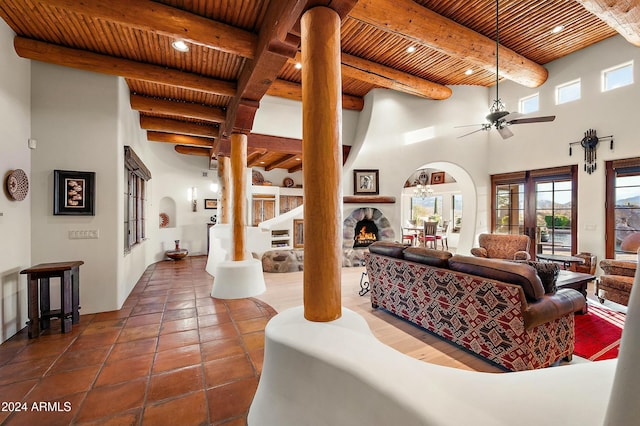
<box><xmin>411</xmin><ymin>195</ymin><xmax>444</xmax><ymax>226</ymax></box>
<box><xmin>519</xmin><ymin>93</ymin><xmax>539</xmax><ymax>114</ymax></box>
<box><xmin>555</xmin><ymin>79</ymin><xmax>581</xmax><ymax>104</ymax></box>
<box><xmin>605</xmin><ymin>157</ymin><xmax>640</xmax><ymax>260</ymax></box>
<box><xmin>492</xmin><ymin>166</ymin><xmax>577</xmax><ymax>258</ymax></box>
<box><xmin>124</xmin><ymin>146</ymin><xmax>152</xmax><ymax>253</ymax></box>
<box><xmin>602</xmin><ymin>61</ymin><xmax>633</xmax><ymax>92</ymax></box>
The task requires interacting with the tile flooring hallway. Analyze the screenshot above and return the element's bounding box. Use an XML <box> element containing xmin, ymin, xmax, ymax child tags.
<box><xmin>0</xmin><ymin>256</ymin><xmax>276</xmax><ymax>425</ymax></box>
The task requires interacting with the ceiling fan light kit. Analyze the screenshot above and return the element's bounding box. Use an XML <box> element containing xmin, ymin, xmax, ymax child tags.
<box><xmin>457</xmin><ymin>0</ymin><xmax>555</xmax><ymax>139</ymax></box>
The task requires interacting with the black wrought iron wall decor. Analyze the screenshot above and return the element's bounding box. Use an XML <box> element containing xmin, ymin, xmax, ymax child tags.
<box><xmin>568</xmin><ymin>129</ymin><xmax>613</xmax><ymax>174</ymax></box>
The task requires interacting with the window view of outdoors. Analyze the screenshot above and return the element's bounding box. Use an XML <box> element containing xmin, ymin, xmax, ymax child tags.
<box><xmin>453</xmin><ymin>194</ymin><xmax>463</xmax><ymax>232</ymax></box>
<box><xmin>411</xmin><ymin>196</ymin><xmax>444</xmax><ymax>225</ymax></box>
<box><xmin>536</xmin><ymin>180</ymin><xmax>572</xmax><ymax>255</ymax></box>
<box><xmin>614</xmin><ymin>174</ymin><xmax>640</xmax><ymax>260</ymax></box>
<box><xmin>495</xmin><ymin>183</ymin><xmax>524</xmax><ymax>234</ymax></box>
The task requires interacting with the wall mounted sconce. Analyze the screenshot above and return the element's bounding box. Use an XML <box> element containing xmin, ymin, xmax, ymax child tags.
<box><xmin>191</xmin><ymin>187</ymin><xmax>198</xmax><ymax>212</ymax></box>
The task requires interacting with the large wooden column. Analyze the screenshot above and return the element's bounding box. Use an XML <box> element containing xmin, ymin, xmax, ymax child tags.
<box><xmin>218</xmin><ymin>156</ymin><xmax>231</xmax><ymax>224</ymax></box>
<box><xmin>230</xmin><ymin>133</ymin><xmax>247</xmax><ymax>261</ymax></box>
<box><xmin>301</xmin><ymin>7</ymin><xmax>342</xmax><ymax>322</ymax></box>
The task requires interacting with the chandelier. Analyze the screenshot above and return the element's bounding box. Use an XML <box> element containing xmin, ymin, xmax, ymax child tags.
<box><xmin>413</xmin><ymin>184</ymin><xmax>434</xmax><ymax>198</ymax></box>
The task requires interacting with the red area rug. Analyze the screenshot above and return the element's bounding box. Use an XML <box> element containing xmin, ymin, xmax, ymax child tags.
<box><xmin>574</xmin><ymin>304</ymin><xmax>625</xmax><ymax>361</ymax></box>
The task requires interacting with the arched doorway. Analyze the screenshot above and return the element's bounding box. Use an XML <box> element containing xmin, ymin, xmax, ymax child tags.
<box><xmin>400</xmin><ymin>162</ymin><xmax>477</xmax><ymax>254</ymax></box>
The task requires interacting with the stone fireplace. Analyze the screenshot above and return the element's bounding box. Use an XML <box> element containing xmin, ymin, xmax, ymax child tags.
<box><xmin>343</xmin><ymin>208</ymin><xmax>394</xmax><ymax>249</ymax></box>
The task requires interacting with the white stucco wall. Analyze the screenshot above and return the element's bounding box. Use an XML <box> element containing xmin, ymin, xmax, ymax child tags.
<box><xmin>345</xmin><ymin>86</ymin><xmax>490</xmax><ymax>253</ymax></box>
<box><xmin>116</xmin><ymin>78</ymin><xmax>154</xmax><ymax>308</ymax></box>
<box><xmin>0</xmin><ymin>20</ymin><xmax>31</xmax><ymax>343</ymax></box>
<box><xmin>30</xmin><ymin>62</ymin><xmax>121</xmax><ymax>315</ymax></box>
<box><xmin>487</xmin><ymin>34</ymin><xmax>640</xmax><ymax>258</ymax></box>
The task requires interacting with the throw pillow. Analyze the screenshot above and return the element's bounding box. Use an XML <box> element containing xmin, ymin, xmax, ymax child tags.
<box><xmin>524</xmin><ymin>261</ymin><xmax>559</xmax><ymax>293</ymax></box>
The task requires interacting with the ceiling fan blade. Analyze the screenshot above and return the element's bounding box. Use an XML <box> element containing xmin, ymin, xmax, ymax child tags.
<box><xmin>508</xmin><ymin>115</ymin><xmax>556</xmax><ymax>125</ymax></box>
<box><xmin>457</xmin><ymin>127</ymin><xmax>487</xmax><ymax>138</ymax></box>
<box><xmin>497</xmin><ymin>126</ymin><xmax>514</xmax><ymax>139</ymax></box>
<box><xmin>454</xmin><ymin>123</ymin><xmax>487</xmax><ymax>128</ymax></box>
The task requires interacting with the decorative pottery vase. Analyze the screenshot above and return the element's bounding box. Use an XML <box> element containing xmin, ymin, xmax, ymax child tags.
<box><xmin>166</xmin><ymin>240</ymin><xmax>188</xmax><ymax>260</ymax></box>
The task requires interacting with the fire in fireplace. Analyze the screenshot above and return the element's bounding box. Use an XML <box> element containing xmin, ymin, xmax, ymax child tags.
<box><xmin>353</xmin><ymin>219</ymin><xmax>379</xmax><ymax>248</ymax></box>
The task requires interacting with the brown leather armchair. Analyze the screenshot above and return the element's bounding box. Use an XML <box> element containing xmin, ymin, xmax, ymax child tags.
<box><xmin>596</xmin><ymin>258</ymin><xmax>637</xmax><ymax>306</ymax></box>
<box><xmin>470</xmin><ymin>233</ymin><xmax>531</xmax><ymax>261</ymax></box>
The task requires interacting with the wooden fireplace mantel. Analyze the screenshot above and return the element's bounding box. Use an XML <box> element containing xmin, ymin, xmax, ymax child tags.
<box><xmin>343</xmin><ymin>195</ymin><xmax>396</xmax><ymax>204</ymax></box>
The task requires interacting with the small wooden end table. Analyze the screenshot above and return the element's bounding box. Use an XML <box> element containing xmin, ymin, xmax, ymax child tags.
<box><xmin>20</xmin><ymin>261</ymin><xmax>84</xmax><ymax>338</ymax></box>
<box><xmin>556</xmin><ymin>269</ymin><xmax>595</xmax><ymax>314</ymax></box>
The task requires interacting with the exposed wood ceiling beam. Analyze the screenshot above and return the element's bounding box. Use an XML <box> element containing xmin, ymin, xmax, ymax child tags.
<box><xmin>35</xmin><ymin>0</ymin><xmax>257</xmax><ymax>58</ymax></box>
<box><xmin>350</xmin><ymin>0</ymin><xmax>548</xmax><ymax>88</ymax></box>
<box><xmin>147</xmin><ymin>131</ymin><xmax>215</xmax><ymax>148</ymax></box>
<box><xmin>174</xmin><ymin>145</ymin><xmax>211</xmax><ymax>156</ymax></box>
<box><xmin>223</xmin><ymin>0</ymin><xmax>359</xmax><ymax>136</ymax></box>
<box><xmin>140</xmin><ymin>116</ymin><xmax>220</xmax><ymax>139</ymax></box>
<box><xmin>265</xmin><ymin>154</ymin><xmax>298</xmax><ymax>171</ymax></box>
<box><xmin>223</xmin><ymin>0</ymin><xmax>308</xmax><ymax>136</ymax></box>
<box><xmin>267</xmin><ymin>79</ymin><xmax>364</xmax><ymax>111</ymax></box>
<box><xmin>217</xmin><ymin>133</ymin><xmax>303</xmax><ymax>156</ymax></box>
<box><xmin>14</xmin><ymin>37</ymin><xmax>236</xmax><ymax>97</ymax></box>
<box><xmin>130</xmin><ymin>95</ymin><xmax>226</xmax><ymax>124</ymax></box>
<box><xmin>288</xmin><ymin>163</ymin><xmax>303</xmax><ymax>173</ymax></box>
<box><xmin>575</xmin><ymin>0</ymin><xmax>640</xmax><ymax>47</ymax></box>
<box><xmin>247</xmin><ymin>149</ymin><xmax>269</xmax><ymax>166</ymax></box>
<box><xmin>341</xmin><ymin>52</ymin><xmax>451</xmax><ymax>99</ymax></box>
<box><xmin>286</xmin><ymin>51</ymin><xmax>451</xmax><ymax>100</ymax></box>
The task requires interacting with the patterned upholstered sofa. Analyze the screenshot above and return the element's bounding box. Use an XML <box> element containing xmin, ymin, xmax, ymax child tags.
<box><xmin>365</xmin><ymin>241</ymin><xmax>585</xmax><ymax>371</ymax></box>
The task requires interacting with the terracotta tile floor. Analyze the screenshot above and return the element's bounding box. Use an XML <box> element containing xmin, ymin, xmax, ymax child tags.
<box><xmin>0</xmin><ymin>256</ymin><xmax>276</xmax><ymax>425</ymax></box>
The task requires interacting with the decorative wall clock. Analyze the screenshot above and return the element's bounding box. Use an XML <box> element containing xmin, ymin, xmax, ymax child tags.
<box><xmin>6</xmin><ymin>168</ymin><xmax>29</xmax><ymax>201</ymax></box>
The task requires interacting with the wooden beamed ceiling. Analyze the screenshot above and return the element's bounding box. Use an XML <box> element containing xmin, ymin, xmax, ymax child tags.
<box><xmin>1</xmin><ymin>0</ymin><xmax>634</xmax><ymax>170</ymax></box>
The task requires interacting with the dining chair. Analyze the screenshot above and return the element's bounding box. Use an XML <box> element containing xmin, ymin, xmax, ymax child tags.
<box><xmin>438</xmin><ymin>221</ymin><xmax>449</xmax><ymax>250</ymax></box>
<box><xmin>401</xmin><ymin>228</ymin><xmax>416</xmax><ymax>246</ymax></box>
<box><xmin>420</xmin><ymin>221</ymin><xmax>438</xmax><ymax>249</ymax></box>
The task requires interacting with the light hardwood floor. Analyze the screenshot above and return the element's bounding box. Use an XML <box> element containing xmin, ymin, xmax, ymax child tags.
<box><xmin>257</xmin><ymin>266</ymin><xmax>504</xmax><ymax>373</ymax></box>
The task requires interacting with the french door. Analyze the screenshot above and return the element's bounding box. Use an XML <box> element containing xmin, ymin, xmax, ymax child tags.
<box><xmin>605</xmin><ymin>157</ymin><xmax>640</xmax><ymax>260</ymax></box>
<box><xmin>491</xmin><ymin>166</ymin><xmax>578</xmax><ymax>259</ymax></box>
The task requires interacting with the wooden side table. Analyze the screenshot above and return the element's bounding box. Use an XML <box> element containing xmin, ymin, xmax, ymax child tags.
<box><xmin>20</xmin><ymin>261</ymin><xmax>84</xmax><ymax>338</ymax></box>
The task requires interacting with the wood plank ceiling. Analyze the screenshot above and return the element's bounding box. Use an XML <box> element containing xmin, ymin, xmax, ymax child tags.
<box><xmin>0</xmin><ymin>0</ymin><xmax>634</xmax><ymax>171</ymax></box>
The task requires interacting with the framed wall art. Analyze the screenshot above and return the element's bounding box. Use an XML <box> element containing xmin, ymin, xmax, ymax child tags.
<box><xmin>353</xmin><ymin>169</ymin><xmax>379</xmax><ymax>195</ymax></box>
<box><xmin>431</xmin><ymin>171</ymin><xmax>445</xmax><ymax>185</ymax></box>
<box><xmin>204</xmin><ymin>199</ymin><xmax>218</xmax><ymax>209</ymax></box>
<box><xmin>54</xmin><ymin>169</ymin><xmax>95</xmax><ymax>215</ymax></box>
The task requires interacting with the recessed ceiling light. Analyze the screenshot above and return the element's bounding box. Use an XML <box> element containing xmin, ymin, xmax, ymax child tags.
<box><xmin>295</xmin><ymin>157</ymin><xmax>301</xmax><ymax>161</ymax></box>
<box><xmin>294</xmin><ymin>62</ymin><xmax>302</xmax><ymax>69</ymax></box>
<box><xmin>172</xmin><ymin>40</ymin><xmax>189</xmax><ymax>52</ymax></box>
<box><xmin>259</xmin><ymin>161</ymin><xmax>265</xmax><ymax>164</ymax></box>
<box><xmin>406</xmin><ymin>46</ymin><xmax>417</xmax><ymax>53</ymax></box>
<box><xmin>465</xmin><ymin>69</ymin><xmax>474</xmax><ymax>75</ymax></box>
<box><xmin>551</xmin><ymin>25</ymin><xmax>565</xmax><ymax>34</ymax></box>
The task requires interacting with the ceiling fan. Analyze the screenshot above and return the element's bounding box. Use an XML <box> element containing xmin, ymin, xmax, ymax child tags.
<box><xmin>457</xmin><ymin>0</ymin><xmax>555</xmax><ymax>139</ymax></box>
